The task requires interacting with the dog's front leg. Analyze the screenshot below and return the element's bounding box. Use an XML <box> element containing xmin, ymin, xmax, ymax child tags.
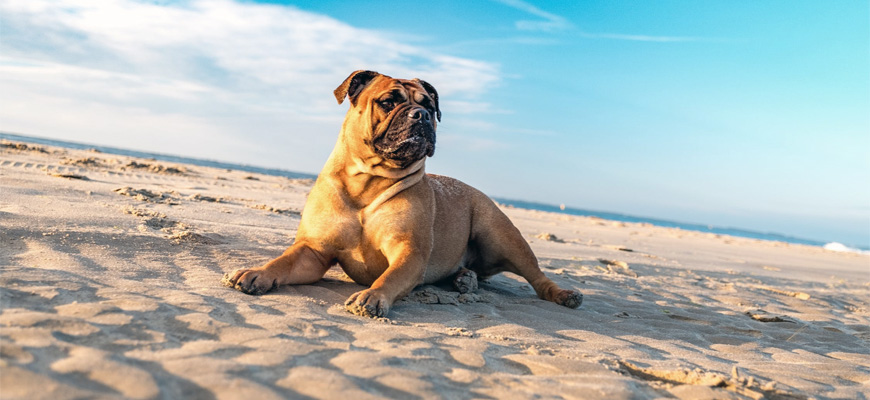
<box><xmin>223</xmin><ymin>243</ymin><xmax>332</xmax><ymax>295</ymax></box>
<box><xmin>345</xmin><ymin>244</ymin><xmax>427</xmax><ymax>318</ymax></box>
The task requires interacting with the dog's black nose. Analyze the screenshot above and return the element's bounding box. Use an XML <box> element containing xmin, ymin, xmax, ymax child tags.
<box><xmin>408</xmin><ymin>108</ymin><xmax>430</xmax><ymax>123</ymax></box>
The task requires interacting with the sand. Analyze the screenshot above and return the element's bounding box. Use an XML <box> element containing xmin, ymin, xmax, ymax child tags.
<box><xmin>1</xmin><ymin>139</ymin><xmax>868</xmax><ymax>400</ymax></box>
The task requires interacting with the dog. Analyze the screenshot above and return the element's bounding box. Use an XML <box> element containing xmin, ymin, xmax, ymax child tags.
<box><xmin>222</xmin><ymin>70</ymin><xmax>582</xmax><ymax>317</ymax></box>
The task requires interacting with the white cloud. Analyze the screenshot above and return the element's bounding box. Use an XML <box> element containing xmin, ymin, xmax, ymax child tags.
<box><xmin>438</xmin><ymin>134</ymin><xmax>508</xmax><ymax>151</ymax></box>
<box><xmin>578</xmin><ymin>31</ymin><xmax>706</xmax><ymax>43</ymax></box>
<box><xmin>492</xmin><ymin>0</ymin><xmax>708</xmax><ymax>43</ymax></box>
<box><xmin>0</xmin><ymin>0</ymin><xmax>502</xmax><ymax>170</ymax></box>
<box><xmin>493</xmin><ymin>0</ymin><xmax>572</xmax><ymax>32</ymax></box>
<box><xmin>441</xmin><ymin>100</ymin><xmax>512</xmax><ymax>115</ymax></box>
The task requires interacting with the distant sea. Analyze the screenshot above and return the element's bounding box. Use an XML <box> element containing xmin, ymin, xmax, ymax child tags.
<box><xmin>3</xmin><ymin>132</ymin><xmax>867</xmax><ymax>253</ymax></box>
<box><xmin>492</xmin><ymin>198</ymin><xmax>866</xmax><ymax>253</ymax></box>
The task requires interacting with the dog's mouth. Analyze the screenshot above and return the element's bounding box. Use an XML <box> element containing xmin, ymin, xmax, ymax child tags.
<box><xmin>382</xmin><ymin>136</ymin><xmax>423</xmax><ymax>154</ymax></box>
<box><xmin>372</xmin><ymin>110</ymin><xmax>435</xmax><ymax>169</ymax></box>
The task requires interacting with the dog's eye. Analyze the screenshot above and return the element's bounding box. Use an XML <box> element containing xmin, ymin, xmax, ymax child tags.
<box><xmin>419</xmin><ymin>98</ymin><xmax>433</xmax><ymax>111</ymax></box>
<box><xmin>379</xmin><ymin>99</ymin><xmax>394</xmax><ymax>110</ymax></box>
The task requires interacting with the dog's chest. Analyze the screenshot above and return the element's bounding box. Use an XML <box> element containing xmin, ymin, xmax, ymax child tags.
<box><xmin>335</xmin><ymin>241</ymin><xmax>388</xmax><ymax>286</ymax></box>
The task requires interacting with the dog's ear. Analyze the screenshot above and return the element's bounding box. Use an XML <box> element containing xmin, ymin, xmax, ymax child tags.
<box><xmin>334</xmin><ymin>70</ymin><xmax>380</xmax><ymax>106</ymax></box>
<box><xmin>414</xmin><ymin>79</ymin><xmax>441</xmax><ymax>122</ymax></box>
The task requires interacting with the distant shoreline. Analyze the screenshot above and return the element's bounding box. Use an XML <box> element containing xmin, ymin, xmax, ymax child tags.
<box><xmin>493</xmin><ymin>198</ymin><xmax>840</xmax><ymax>250</ymax></box>
<box><xmin>2</xmin><ymin>131</ymin><xmax>866</xmax><ymax>252</ymax></box>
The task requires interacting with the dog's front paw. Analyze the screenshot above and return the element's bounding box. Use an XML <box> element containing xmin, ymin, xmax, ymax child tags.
<box><xmin>222</xmin><ymin>268</ymin><xmax>278</xmax><ymax>295</ymax></box>
<box><xmin>554</xmin><ymin>289</ymin><xmax>583</xmax><ymax>309</ymax></box>
<box><xmin>345</xmin><ymin>289</ymin><xmax>391</xmax><ymax>318</ymax></box>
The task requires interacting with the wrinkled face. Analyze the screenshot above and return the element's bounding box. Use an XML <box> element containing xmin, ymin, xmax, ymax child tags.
<box><xmin>363</xmin><ymin>79</ymin><xmax>438</xmax><ymax>169</ymax></box>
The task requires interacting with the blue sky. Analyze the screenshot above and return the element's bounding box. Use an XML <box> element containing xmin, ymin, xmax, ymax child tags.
<box><xmin>1</xmin><ymin>0</ymin><xmax>868</xmax><ymax>247</ymax></box>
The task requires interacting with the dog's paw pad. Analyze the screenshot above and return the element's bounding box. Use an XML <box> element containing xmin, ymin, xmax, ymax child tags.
<box><xmin>453</xmin><ymin>269</ymin><xmax>478</xmax><ymax>294</ymax></box>
<box><xmin>556</xmin><ymin>290</ymin><xmax>583</xmax><ymax>309</ymax></box>
<box><xmin>223</xmin><ymin>268</ymin><xmax>276</xmax><ymax>296</ymax></box>
<box><xmin>346</xmin><ymin>303</ymin><xmax>386</xmax><ymax>318</ymax></box>
<box><xmin>345</xmin><ymin>289</ymin><xmax>390</xmax><ymax>318</ymax></box>
<box><xmin>220</xmin><ymin>272</ymin><xmax>236</xmax><ymax>288</ymax></box>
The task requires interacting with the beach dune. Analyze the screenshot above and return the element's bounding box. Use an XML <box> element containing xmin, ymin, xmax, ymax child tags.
<box><xmin>1</xmin><ymin>140</ymin><xmax>868</xmax><ymax>399</ymax></box>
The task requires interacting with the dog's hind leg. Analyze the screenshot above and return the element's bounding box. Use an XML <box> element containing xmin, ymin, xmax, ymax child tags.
<box><xmin>469</xmin><ymin>197</ymin><xmax>582</xmax><ymax>309</ymax></box>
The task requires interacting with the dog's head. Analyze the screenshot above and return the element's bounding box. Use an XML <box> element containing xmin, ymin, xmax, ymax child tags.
<box><xmin>335</xmin><ymin>70</ymin><xmax>440</xmax><ymax>169</ymax></box>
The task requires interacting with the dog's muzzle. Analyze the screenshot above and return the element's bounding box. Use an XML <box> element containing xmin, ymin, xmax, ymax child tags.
<box><xmin>373</xmin><ymin>106</ymin><xmax>436</xmax><ymax>168</ymax></box>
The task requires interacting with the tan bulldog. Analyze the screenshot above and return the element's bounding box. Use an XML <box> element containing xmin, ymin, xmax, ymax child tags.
<box><xmin>222</xmin><ymin>70</ymin><xmax>582</xmax><ymax>317</ymax></box>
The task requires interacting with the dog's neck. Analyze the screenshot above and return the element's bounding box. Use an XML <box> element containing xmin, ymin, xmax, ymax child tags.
<box><xmin>324</xmin><ymin>135</ymin><xmax>426</xmax><ymax>210</ymax></box>
<box><xmin>351</xmin><ymin>156</ymin><xmax>426</xmax><ymax>213</ymax></box>
<box><xmin>348</xmin><ymin>156</ymin><xmax>425</xmax><ymax>180</ymax></box>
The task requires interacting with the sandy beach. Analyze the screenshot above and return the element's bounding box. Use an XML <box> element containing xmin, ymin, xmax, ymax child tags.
<box><xmin>1</xmin><ymin>139</ymin><xmax>868</xmax><ymax>400</ymax></box>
